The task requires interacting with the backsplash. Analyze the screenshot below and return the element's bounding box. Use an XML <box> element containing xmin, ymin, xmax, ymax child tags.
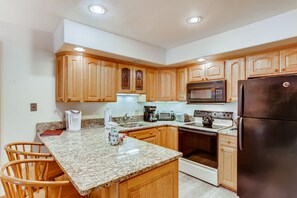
<box><xmin>36</xmin><ymin>115</ymin><xmax>143</xmax><ymax>132</ymax></box>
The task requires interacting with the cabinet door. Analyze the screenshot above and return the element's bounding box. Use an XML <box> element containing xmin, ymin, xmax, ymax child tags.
<box><xmin>83</xmin><ymin>57</ymin><xmax>101</xmax><ymax>102</ymax></box>
<box><xmin>204</xmin><ymin>61</ymin><xmax>225</xmax><ymax>80</ymax></box>
<box><xmin>176</xmin><ymin>68</ymin><xmax>188</xmax><ymax>101</ymax></box>
<box><xmin>158</xmin><ymin>69</ymin><xmax>176</xmax><ymax>101</ymax></box>
<box><xmin>219</xmin><ymin>135</ymin><xmax>237</xmax><ymax>192</ymax></box>
<box><xmin>225</xmin><ymin>58</ymin><xmax>245</xmax><ymax>102</ymax></box>
<box><xmin>280</xmin><ymin>46</ymin><xmax>297</xmax><ymax>73</ymax></box>
<box><xmin>246</xmin><ymin>51</ymin><xmax>279</xmax><ymax>77</ymax></box>
<box><xmin>188</xmin><ymin>65</ymin><xmax>205</xmax><ymax>82</ymax></box>
<box><xmin>118</xmin><ymin>64</ymin><xmax>133</xmax><ymax>93</ymax></box>
<box><xmin>133</xmin><ymin>66</ymin><xmax>146</xmax><ymax>94</ymax></box>
<box><xmin>128</xmin><ymin>128</ymin><xmax>160</xmax><ymax>145</ymax></box>
<box><xmin>101</xmin><ymin>61</ymin><xmax>118</xmax><ymax>102</ymax></box>
<box><xmin>119</xmin><ymin>160</ymin><xmax>178</xmax><ymax>198</ymax></box>
<box><xmin>158</xmin><ymin>127</ymin><xmax>167</xmax><ymax>148</ymax></box>
<box><xmin>65</xmin><ymin>55</ymin><xmax>82</xmax><ymax>102</ymax></box>
<box><xmin>56</xmin><ymin>56</ymin><xmax>65</xmax><ymax>102</ymax></box>
<box><xmin>146</xmin><ymin>69</ymin><xmax>158</xmax><ymax>102</ymax></box>
<box><xmin>166</xmin><ymin>127</ymin><xmax>178</xmax><ymax>150</ymax></box>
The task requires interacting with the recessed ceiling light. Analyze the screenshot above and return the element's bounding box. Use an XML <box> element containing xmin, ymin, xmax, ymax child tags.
<box><xmin>89</xmin><ymin>5</ymin><xmax>106</xmax><ymax>15</ymax></box>
<box><xmin>187</xmin><ymin>16</ymin><xmax>202</xmax><ymax>24</ymax></box>
<box><xmin>74</xmin><ymin>47</ymin><xmax>85</xmax><ymax>52</ymax></box>
<box><xmin>197</xmin><ymin>58</ymin><xmax>206</xmax><ymax>62</ymax></box>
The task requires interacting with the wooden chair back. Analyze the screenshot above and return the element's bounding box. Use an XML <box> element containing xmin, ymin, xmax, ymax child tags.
<box><xmin>0</xmin><ymin>159</ymin><xmax>76</xmax><ymax>198</ymax></box>
<box><xmin>5</xmin><ymin>142</ymin><xmax>51</xmax><ymax>161</ymax></box>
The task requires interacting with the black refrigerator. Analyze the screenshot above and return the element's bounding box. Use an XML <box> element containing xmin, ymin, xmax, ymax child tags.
<box><xmin>237</xmin><ymin>75</ymin><xmax>297</xmax><ymax>198</ymax></box>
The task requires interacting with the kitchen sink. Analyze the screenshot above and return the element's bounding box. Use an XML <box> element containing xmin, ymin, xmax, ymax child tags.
<box><xmin>119</xmin><ymin>122</ymin><xmax>147</xmax><ymax>128</ymax></box>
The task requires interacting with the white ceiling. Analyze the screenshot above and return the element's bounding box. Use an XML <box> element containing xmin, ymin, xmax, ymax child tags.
<box><xmin>1</xmin><ymin>0</ymin><xmax>297</xmax><ymax>49</ymax></box>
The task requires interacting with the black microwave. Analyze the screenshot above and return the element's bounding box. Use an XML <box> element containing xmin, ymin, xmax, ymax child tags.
<box><xmin>186</xmin><ymin>80</ymin><xmax>226</xmax><ymax>103</ymax></box>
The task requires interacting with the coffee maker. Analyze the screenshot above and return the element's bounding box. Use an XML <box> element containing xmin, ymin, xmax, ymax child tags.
<box><xmin>143</xmin><ymin>106</ymin><xmax>157</xmax><ymax>122</ymax></box>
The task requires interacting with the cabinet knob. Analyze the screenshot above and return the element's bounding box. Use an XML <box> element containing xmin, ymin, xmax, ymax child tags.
<box><xmin>221</xmin><ymin>148</ymin><xmax>224</xmax><ymax>151</ymax></box>
<box><xmin>282</xmin><ymin>68</ymin><xmax>286</xmax><ymax>71</ymax></box>
<box><xmin>229</xmin><ymin>98</ymin><xmax>232</xmax><ymax>101</ymax></box>
<box><xmin>275</xmin><ymin>68</ymin><xmax>279</xmax><ymax>72</ymax></box>
<box><xmin>227</xmin><ymin>140</ymin><xmax>231</xmax><ymax>144</ymax></box>
<box><xmin>134</xmin><ymin>135</ymin><xmax>137</xmax><ymax>138</ymax></box>
<box><xmin>205</xmin><ymin>78</ymin><xmax>208</xmax><ymax>81</ymax></box>
<box><xmin>150</xmin><ymin>132</ymin><xmax>153</xmax><ymax>135</ymax></box>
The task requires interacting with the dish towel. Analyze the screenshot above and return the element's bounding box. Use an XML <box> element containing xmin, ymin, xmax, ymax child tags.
<box><xmin>40</xmin><ymin>129</ymin><xmax>63</xmax><ymax>136</ymax></box>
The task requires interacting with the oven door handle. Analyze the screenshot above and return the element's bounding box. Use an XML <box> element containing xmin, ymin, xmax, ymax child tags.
<box><xmin>179</xmin><ymin>127</ymin><xmax>217</xmax><ymax>136</ymax></box>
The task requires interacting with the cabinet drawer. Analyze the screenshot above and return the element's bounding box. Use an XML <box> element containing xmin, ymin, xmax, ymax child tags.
<box><xmin>220</xmin><ymin>135</ymin><xmax>237</xmax><ymax>148</ymax></box>
<box><xmin>129</xmin><ymin>128</ymin><xmax>158</xmax><ymax>139</ymax></box>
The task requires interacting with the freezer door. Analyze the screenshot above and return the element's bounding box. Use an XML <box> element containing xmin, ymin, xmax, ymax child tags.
<box><xmin>238</xmin><ymin>118</ymin><xmax>297</xmax><ymax>198</ymax></box>
<box><xmin>238</xmin><ymin>75</ymin><xmax>297</xmax><ymax>121</ymax></box>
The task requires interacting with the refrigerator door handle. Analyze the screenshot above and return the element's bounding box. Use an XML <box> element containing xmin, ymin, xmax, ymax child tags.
<box><xmin>238</xmin><ymin>117</ymin><xmax>243</xmax><ymax>150</ymax></box>
<box><xmin>238</xmin><ymin>84</ymin><xmax>244</xmax><ymax>116</ymax></box>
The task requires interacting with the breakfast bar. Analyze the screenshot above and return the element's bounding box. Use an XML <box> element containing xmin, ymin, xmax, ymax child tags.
<box><xmin>38</xmin><ymin>128</ymin><xmax>182</xmax><ymax>197</ymax></box>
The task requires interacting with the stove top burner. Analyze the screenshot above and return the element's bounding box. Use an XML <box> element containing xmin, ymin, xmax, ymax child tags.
<box><xmin>185</xmin><ymin>122</ymin><xmax>226</xmax><ymax>129</ymax></box>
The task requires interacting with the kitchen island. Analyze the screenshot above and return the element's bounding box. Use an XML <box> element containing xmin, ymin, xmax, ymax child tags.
<box><xmin>38</xmin><ymin>128</ymin><xmax>182</xmax><ymax>197</ymax></box>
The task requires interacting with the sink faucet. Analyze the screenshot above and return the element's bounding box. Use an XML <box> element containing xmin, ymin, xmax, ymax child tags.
<box><xmin>122</xmin><ymin>113</ymin><xmax>132</xmax><ymax>123</ymax></box>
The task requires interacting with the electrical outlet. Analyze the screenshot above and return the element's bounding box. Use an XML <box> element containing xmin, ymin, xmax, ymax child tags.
<box><xmin>30</xmin><ymin>103</ymin><xmax>37</xmax><ymax>112</ymax></box>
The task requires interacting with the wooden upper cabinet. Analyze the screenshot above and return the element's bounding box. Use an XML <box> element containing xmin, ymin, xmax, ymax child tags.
<box><xmin>146</xmin><ymin>69</ymin><xmax>158</xmax><ymax>102</ymax></box>
<box><xmin>158</xmin><ymin>69</ymin><xmax>176</xmax><ymax>101</ymax></box>
<box><xmin>225</xmin><ymin>58</ymin><xmax>245</xmax><ymax>102</ymax></box>
<box><xmin>204</xmin><ymin>61</ymin><xmax>225</xmax><ymax>80</ymax></box>
<box><xmin>65</xmin><ymin>55</ymin><xmax>83</xmax><ymax>102</ymax></box>
<box><xmin>56</xmin><ymin>56</ymin><xmax>65</xmax><ymax>102</ymax></box>
<box><xmin>280</xmin><ymin>46</ymin><xmax>297</xmax><ymax>73</ymax></box>
<box><xmin>176</xmin><ymin>68</ymin><xmax>188</xmax><ymax>101</ymax></box>
<box><xmin>133</xmin><ymin>66</ymin><xmax>146</xmax><ymax>94</ymax></box>
<box><xmin>188</xmin><ymin>65</ymin><xmax>204</xmax><ymax>82</ymax></box>
<box><xmin>83</xmin><ymin>57</ymin><xmax>101</xmax><ymax>102</ymax></box>
<box><xmin>101</xmin><ymin>61</ymin><xmax>118</xmax><ymax>102</ymax></box>
<box><xmin>118</xmin><ymin>64</ymin><xmax>146</xmax><ymax>94</ymax></box>
<box><xmin>118</xmin><ymin>64</ymin><xmax>133</xmax><ymax>93</ymax></box>
<box><xmin>188</xmin><ymin>61</ymin><xmax>225</xmax><ymax>82</ymax></box>
<box><xmin>246</xmin><ymin>51</ymin><xmax>280</xmax><ymax>77</ymax></box>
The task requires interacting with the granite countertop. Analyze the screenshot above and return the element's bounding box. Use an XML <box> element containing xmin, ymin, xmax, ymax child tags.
<box><xmin>115</xmin><ymin>121</ymin><xmax>238</xmax><ymax>136</ymax></box>
<box><xmin>38</xmin><ymin>128</ymin><xmax>182</xmax><ymax>196</ymax></box>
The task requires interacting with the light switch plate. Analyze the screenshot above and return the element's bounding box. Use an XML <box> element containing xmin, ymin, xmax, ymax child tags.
<box><xmin>30</xmin><ymin>103</ymin><xmax>37</xmax><ymax>111</ymax></box>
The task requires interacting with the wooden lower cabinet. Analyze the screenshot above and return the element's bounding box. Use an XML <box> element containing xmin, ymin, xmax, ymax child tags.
<box><xmin>129</xmin><ymin>127</ymin><xmax>178</xmax><ymax>150</ymax></box>
<box><xmin>166</xmin><ymin>127</ymin><xmax>178</xmax><ymax>151</ymax></box>
<box><xmin>119</xmin><ymin>160</ymin><xmax>178</xmax><ymax>198</ymax></box>
<box><xmin>128</xmin><ymin>128</ymin><xmax>160</xmax><ymax>146</ymax></box>
<box><xmin>219</xmin><ymin>134</ymin><xmax>237</xmax><ymax>192</ymax></box>
<box><xmin>89</xmin><ymin>160</ymin><xmax>178</xmax><ymax>198</ymax></box>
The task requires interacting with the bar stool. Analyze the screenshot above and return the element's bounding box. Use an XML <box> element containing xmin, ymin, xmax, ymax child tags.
<box><xmin>4</xmin><ymin>142</ymin><xmax>63</xmax><ymax>180</ymax></box>
<box><xmin>0</xmin><ymin>159</ymin><xmax>84</xmax><ymax>198</ymax></box>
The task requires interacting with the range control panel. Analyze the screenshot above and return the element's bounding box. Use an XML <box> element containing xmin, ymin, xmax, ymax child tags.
<box><xmin>193</xmin><ymin>110</ymin><xmax>233</xmax><ymax>120</ymax></box>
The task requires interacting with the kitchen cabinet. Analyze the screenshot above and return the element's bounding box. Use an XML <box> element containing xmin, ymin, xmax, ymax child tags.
<box><xmin>56</xmin><ymin>54</ymin><xmax>118</xmax><ymax>102</ymax></box>
<box><xmin>158</xmin><ymin>127</ymin><xmax>167</xmax><ymax>148</ymax></box>
<box><xmin>176</xmin><ymin>68</ymin><xmax>188</xmax><ymax>101</ymax></box>
<box><xmin>128</xmin><ymin>128</ymin><xmax>160</xmax><ymax>146</ymax></box>
<box><xmin>83</xmin><ymin>57</ymin><xmax>101</xmax><ymax>102</ymax></box>
<box><xmin>158</xmin><ymin>69</ymin><xmax>176</xmax><ymax>101</ymax></box>
<box><xmin>188</xmin><ymin>61</ymin><xmax>225</xmax><ymax>82</ymax></box>
<box><xmin>166</xmin><ymin>127</ymin><xmax>178</xmax><ymax>151</ymax></box>
<box><xmin>146</xmin><ymin>68</ymin><xmax>158</xmax><ymax>102</ymax></box>
<box><xmin>119</xmin><ymin>160</ymin><xmax>178</xmax><ymax>198</ymax></box>
<box><xmin>219</xmin><ymin>134</ymin><xmax>237</xmax><ymax>192</ymax></box>
<box><xmin>100</xmin><ymin>61</ymin><xmax>118</xmax><ymax>102</ymax></box>
<box><xmin>56</xmin><ymin>55</ymin><xmax>83</xmax><ymax>102</ymax></box>
<box><xmin>118</xmin><ymin>64</ymin><xmax>146</xmax><ymax>94</ymax></box>
<box><xmin>246</xmin><ymin>51</ymin><xmax>279</xmax><ymax>77</ymax></box>
<box><xmin>225</xmin><ymin>58</ymin><xmax>245</xmax><ymax>102</ymax></box>
<box><xmin>188</xmin><ymin>65</ymin><xmax>204</xmax><ymax>82</ymax></box>
<box><xmin>280</xmin><ymin>46</ymin><xmax>297</xmax><ymax>73</ymax></box>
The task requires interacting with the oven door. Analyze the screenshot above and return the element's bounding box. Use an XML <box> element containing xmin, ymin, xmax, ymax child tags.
<box><xmin>187</xmin><ymin>80</ymin><xmax>226</xmax><ymax>103</ymax></box>
<box><xmin>178</xmin><ymin>127</ymin><xmax>218</xmax><ymax>168</ymax></box>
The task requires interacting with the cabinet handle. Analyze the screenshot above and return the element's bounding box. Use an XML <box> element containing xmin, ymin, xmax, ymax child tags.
<box><xmin>282</xmin><ymin>68</ymin><xmax>286</xmax><ymax>71</ymax></box>
<box><xmin>275</xmin><ymin>68</ymin><xmax>279</xmax><ymax>72</ymax></box>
